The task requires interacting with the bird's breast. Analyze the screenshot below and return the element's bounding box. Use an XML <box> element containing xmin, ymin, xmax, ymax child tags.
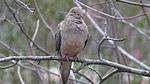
<box><xmin>61</xmin><ymin>34</ymin><xmax>85</xmax><ymax>57</ymax></box>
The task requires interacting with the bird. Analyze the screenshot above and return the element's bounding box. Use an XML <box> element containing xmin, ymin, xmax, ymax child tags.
<box><xmin>55</xmin><ymin>7</ymin><xmax>89</xmax><ymax>84</ymax></box>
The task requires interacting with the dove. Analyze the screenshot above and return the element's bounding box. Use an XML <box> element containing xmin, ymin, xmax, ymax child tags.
<box><xmin>55</xmin><ymin>7</ymin><xmax>89</xmax><ymax>84</ymax></box>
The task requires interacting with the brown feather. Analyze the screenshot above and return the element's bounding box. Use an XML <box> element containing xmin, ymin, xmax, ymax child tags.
<box><xmin>56</xmin><ymin>7</ymin><xmax>89</xmax><ymax>84</ymax></box>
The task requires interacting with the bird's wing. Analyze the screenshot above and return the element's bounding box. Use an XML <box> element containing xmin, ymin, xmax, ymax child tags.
<box><xmin>55</xmin><ymin>24</ymin><xmax>61</xmax><ymax>55</ymax></box>
<box><xmin>84</xmin><ymin>38</ymin><xmax>88</xmax><ymax>48</ymax></box>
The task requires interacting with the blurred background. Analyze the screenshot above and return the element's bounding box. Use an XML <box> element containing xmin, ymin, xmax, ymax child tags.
<box><xmin>0</xmin><ymin>0</ymin><xmax>150</xmax><ymax>84</ymax></box>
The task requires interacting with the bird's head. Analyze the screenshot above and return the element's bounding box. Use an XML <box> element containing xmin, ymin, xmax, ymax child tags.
<box><xmin>67</xmin><ymin>7</ymin><xmax>84</xmax><ymax>19</ymax></box>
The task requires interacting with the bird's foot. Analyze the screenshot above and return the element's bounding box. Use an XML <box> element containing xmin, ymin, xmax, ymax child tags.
<box><xmin>71</xmin><ymin>56</ymin><xmax>79</xmax><ymax>62</ymax></box>
<box><xmin>61</xmin><ymin>56</ymin><xmax>79</xmax><ymax>62</ymax></box>
<box><xmin>61</xmin><ymin>56</ymin><xmax>70</xmax><ymax>62</ymax></box>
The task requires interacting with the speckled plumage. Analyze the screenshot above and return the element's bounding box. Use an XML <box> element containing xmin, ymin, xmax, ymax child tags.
<box><xmin>55</xmin><ymin>7</ymin><xmax>89</xmax><ymax>84</ymax></box>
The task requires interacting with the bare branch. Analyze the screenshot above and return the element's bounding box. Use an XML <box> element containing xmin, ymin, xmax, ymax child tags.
<box><xmin>0</xmin><ymin>56</ymin><xmax>150</xmax><ymax>77</ymax></box>
<box><xmin>72</xmin><ymin>69</ymin><xmax>94</xmax><ymax>84</ymax></box>
<box><xmin>17</xmin><ymin>66</ymin><xmax>25</xmax><ymax>84</ymax></box>
<box><xmin>14</xmin><ymin>0</ymin><xmax>34</xmax><ymax>13</ymax></box>
<box><xmin>74</xmin><ymin>0</ymin><xmax>150</xmax><ymax>71</ymax></box>
<box><xmin>76</xmin><ymin>62</ymin><xmax>88</xmax><ymax>72</ymax></box>
<box><xmin>0</xmin><ymin>40</ymin><xmax>20</xmax><ymax>55</ymax></box>
<box><xmin>116</xmin><ymin>0</ymin><xmax>150</xmax><ymax>8</ymax></box>
<box><xmin>139</xmin><ymin>0</ymin><xmax>150</xmax><ymax>26</ymax></box>
<box><xmin>3</xmin><ymin>0</ymin><xmax>50</xmax><ymax>55</ymax></box>
<box><xmin>33</xmin><ymin>0</ymin><xmax>55</xmax><ymax>38</ymax></box>
<box><xmin>30</xmin><ymin>19</ymin><xmax>40</xmax><ymax>48</ymax></box>
<box><xmin>0</xmin><ymin>61</ymin><xmax>18</xmax><ymax>69</ymax></box>
<box><xmin>33</xmin><ymin>62</ymin><xmax>88</xmax><ymax>84</ymax></box>
<box><xmin>75</xmin><ymin>0</ymin><xmax>150</xmax><ymax>39</ymax></box>
<box><xmin>100</xmin><ymin>69</ymin><xmax>118</xmax><ymax>84</ymax></box>
<box><xmin>88</xmin><ymin>66</ymin><xmax>102</xmax><ymax>80</ymax></box>
<box><xmin>112</xmin><ymin>7</ymin><xmax>150</xmax><ymax>40</ymax></box>
<box><xmin>118</xmin><ymin>46</ymin><xmax>150</xmax><ymax>71</ymax></box>
<box><xmin>97</xmin><ymin>36</ymin><xmax>106</xmax><ymax>60</ymax></box>
<box><xmin>74</xmin><ymin>0</ymin><xmax>116</xmax><ymax>19</ymax></box>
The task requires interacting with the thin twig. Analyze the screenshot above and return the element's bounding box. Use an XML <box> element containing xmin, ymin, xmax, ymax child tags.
<box><xmin>75</xmin><ymin>0</ymin><xmax>150</xmax><ymax>39</ymax></box>
<box><xmin>30</xmin><ymin>19</ymin><xmax>40</xmax><ymax>48</ymax></box>
<box><xmin>118</xmin><ymin>46</ymin><xmax>150</xmax><ymax>71</ymax></box>
<box><xmin>74</xmin><ymin>0</ymin><xmax>116</xmax><ymax>19</ymax></box>
<box><xmin>76</xmin><ymin>62</ymin><xmax>88</xmax><ymax>72</ymax></box>
<box><xmin>30</xmin><ymin>62</ymin><xmax>87</xmax><ymax>84</ymax></box>
<box><xmin>112</xmin><ymin>8</ymin><xmax>150</xmax><ymax>40</ymax></box>
<box><xmin>98</xmin><ymin>36</ymin><xmax>125</xmax><ymax>60</ymax></box>
<box><xmin>17</xmin><ymin>66</ymin><xmax>25</xmax><ymax>84</ymax></box>
<box><xmin>139</xmin><ymin>0</ymin><xmax>150</xmax><ymax>27</ymax></box>
<box><xmin>14</xmin><ymin>0</ymin><xmax>34</xmax><ymax>13</ymax></box>
<box><xmin>4</xmin><ymin>0</ymin><xmax>50</xmax><ymax>55</ymax></box>
<box><xmin>0</xmin><ymin>40</ymin><xmax>35</xmax><ymax>70</ymax></box>
<box><xmin>98</xmin><ymin>36</ymin><xmax>106</xmax><ymax>60</ymax></box>
<box><xmin>33</xmin><ymin>0</ymin><xmax>55</xmax><ymax>38</ymax></box>
<box><xmin>74</xmin><ymin>0</ymin><xmax>150</xmax><ymax>71</ymax></box>
<box><xmin>88</xmin><ymin>66</ymin><xmax>102</xmax><ymax>80</ymax></box>
<box><xmin>93</xmin><ymin>13</ymin><xmax>145</xmax><ymax>20</ymax></box>
<box><xmin>116</xmin><ymin>0</ymin><xmax>150</xmax><ymax>8</ymax></box>
<box><xmin>100</xmin><ymin>69</ymin><xmax>118</xmax><ymax>84</ymax></box>
<box><xmin>112</xmin><ymin>0</ymin><xmax>150</xmax><ymax>70</ymax></box>
<box><xmin>72</xmin><ymin>69</ymin><xmax>94</xmax><ymax>84</ymax></box>
<box><xmin>0</xmin><ymin>40</ymin><xmax>20</xmax><ymax>55</ymax></box>
<box><xmin>0</xmin><ymin>61</ymin><xmax>18</xmax><ymax>69</ymax></box>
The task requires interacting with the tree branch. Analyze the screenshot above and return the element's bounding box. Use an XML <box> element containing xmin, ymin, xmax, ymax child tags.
<box><xmin>0</xmin><ymin>56</ymin><xmax>149</xmax><ymax>77</ymax></box>
<box><xmin>74</xmin><ymin>0</ymin><xmax>150</xmax><ymax>71</ymax></box>
<box><xmin>3</xmin><ymin>0</ymin><xmax>50</xmax><ymax>55</ymax></box>
<box><xmin>116</xmin><ymin>0</ymin><xmax>150</xmax><ymax>8</ymax></box>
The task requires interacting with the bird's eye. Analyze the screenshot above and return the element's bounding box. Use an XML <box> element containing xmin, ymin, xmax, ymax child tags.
<box><xmin>77</xmin><ymin>13</ymin><xmax>80</xmax><ymax>16</ymax></box>
<box><xmin>73</xmin><ymin>11</ymin><xmax>76</xmax><ymax>13</ymax></box>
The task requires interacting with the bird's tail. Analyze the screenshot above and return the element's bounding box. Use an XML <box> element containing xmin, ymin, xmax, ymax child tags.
<box><xmin>60</xmin><ymin>61</ymin><xmax>72</xmax><ymax>84</ymax></box>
